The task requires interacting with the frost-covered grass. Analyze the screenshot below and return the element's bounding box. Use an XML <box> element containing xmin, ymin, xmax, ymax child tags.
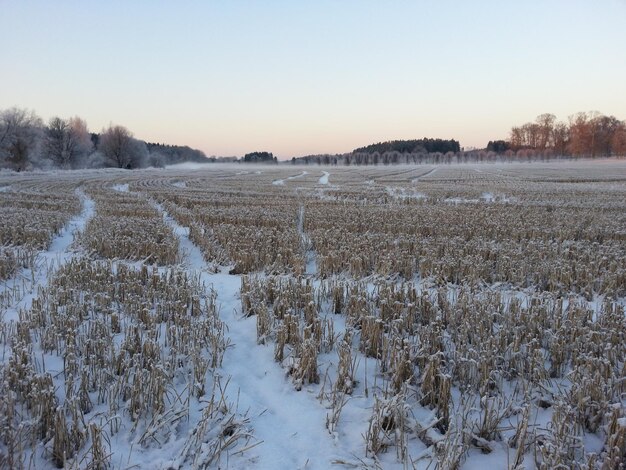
<box><xmin>0</xmin><ymin>161</ymin><xmax>625</xmax><ymax>469</ymax></box>
<box><xmin>79</xmin><ymin>187</ymin><xmax>179</xmax><ymax>265</ymax></box>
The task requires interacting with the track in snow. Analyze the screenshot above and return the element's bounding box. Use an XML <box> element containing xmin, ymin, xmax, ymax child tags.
<box><xmin>1</xmin><ymin>189</ymin><xmax>95</xmax><ymax>321</ymax></box>
<box><xmin>410</xmin><ymin>167</ymin><xmax>438</xmax><ymax>183</ymax></box>
<box><xmin>272</xmin><ymin>171</ymin><xmax>308</xmax><ymax>186</ymax></box>
<box><xmin>153</xmin><ymin>201</ymin><xmax>365</xmax><ymax>469</ymax></box>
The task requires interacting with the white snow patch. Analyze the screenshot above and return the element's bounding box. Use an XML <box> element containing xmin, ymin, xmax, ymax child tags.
<box><xmin>445</xmin><ymin>193</ymin><xmax>517</xmax><ymax>204</ymax></box>
<box><xmin>153</xmin><ymin>202</ymin><xmax>207</xmax><ymax>272</ymax></box>
<box><xmin>318</xmin><ymin>171</ymin><xmax>330</xmax><ymax>185</ymax></box>
<box><xmin>112</xmin><ymin>183</ymin><xmax>129</xmax><ymax>192</ymax></box>
<box><xmin>1</xmin><ymin>189</ymin><xmax>95</xmax><ymax>322</ymax></box>
<box><xmin>151</xmin><ymin>202</ymin><xmax>396</xmax><ymax>469</ymax></box>
<box><xmin>444</xmin><ymin>197</ymin><xmax>480</xmax><ymax>204</ymax></box>
<box><xmin>386</xmin><ymin>186</ymin><xmax>427</xmax><ymax>201</ymax></box>
<box><xmin>481</xmin><ymin>192</ymin><xmax>495</xmax><ymax>202</ymax></box>
<box><xmin>500</xmin><ymin>194</ymin><xmax>517</xmax><ymax>203</ymax></box>
<box><xmin>272</xmin><ymin>171</ymin><xmax>308</xmax><ymax>185</ymax></box>
<box><xmin>172</xmin><ymin>181</ymin><xmax>187</xmax><ymax>188</ymax></box>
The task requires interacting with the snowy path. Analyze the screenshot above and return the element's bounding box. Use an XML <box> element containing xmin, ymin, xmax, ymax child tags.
<box><xmin>272</xmin><ymin>171</ymin><xmax>308</xmax><ymax>185</ymax></box>
<box><xmin>318</xmin><ymin>171</ymin><xmax>330</xmax><ymax>185</ymax></box>
<box><xmin>112</xmin><ymin>183</ymin><xmax>130</xmax><ymax>192</ymax></box>
<box><xmin>154</xmin><ymin>202</ymin><xmax>361</xmax><ymax>469</ymax></box>
<box><xmin>154</xmin><ymin>202</ymin><xmax>206</xmax><ymax>272</ymax></box>
<box><xmin>1</xmin><ymin>189</ymin><xmax>95</xmax><ymax>322</ymax></box>
<box><xmin>411</xmin><ymin>167</ymin><xmax>438</xmax><ymax>183</ymax></box>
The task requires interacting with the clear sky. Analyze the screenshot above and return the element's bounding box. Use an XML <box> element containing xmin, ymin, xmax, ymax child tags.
<box><xmin>1</xmin><ymin>1</ymin><xmax>625</xmax><ymax>159</ymax></box>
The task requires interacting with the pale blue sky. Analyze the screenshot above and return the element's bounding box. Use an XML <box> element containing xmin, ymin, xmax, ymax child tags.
<box><xmin>1</xmin><ymin>1</ymin><xmax>625</xmax><ymax>158</ymax></box>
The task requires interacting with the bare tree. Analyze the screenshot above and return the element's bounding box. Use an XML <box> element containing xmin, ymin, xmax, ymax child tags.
<box><xmin>552</xmin><ymin>122</ymin><xmax>569</xmax><ymax>156</ymax></box>
<box><xmin>592</xmin><ymin>115</ymin><xmax>622</xmax><ymax>157</ymax></box>
<box><xmin>67</xmin><ymin>117</ymin><xmax>94</xmax><ymax>168</ymax></box>
<box><xmin>611</xmin><ymin>123</ymin><xmax>626</xmax><ymax>156</ymax></box>
<box><xmin>567</xmin><ymin>112</ymin><xmax>592</xmax><ymax>157</ymax></box>
<box><xmin>147</xmin><ymin>151</ymin><xmax>166</xmax><ymax>168</ymax></box>
<box><xmin>0</xmin><ymin>107</ymin><xmax>44</xmax><ymax>170</ymax></box>
<box><xmin>45</xmin><ymin>116</ymin><xmax>93</xmax><ymax>168</ymax></box>
<box><xmin>510</xmin><ymin>126</ymin><xmax>523</xmax><ymax>149</ymax></box>
<box><xmin>535</xmin><ymin>113</ymin><xmax>556</xmax><ymax>149</ymax></box>
<box><xmin>99</xmin><ymin>124</ymin><xmax>147</xmax><ymax>169</ymax></box>
<box><xmin>45</xmin><ymin>117</ymin><xmax>69</xmax><ymax>167</ymax></box>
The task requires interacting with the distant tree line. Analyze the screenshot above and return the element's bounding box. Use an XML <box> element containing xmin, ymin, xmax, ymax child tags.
<box><xmin>290</xmin><ymin>138</ymin><xmax>462</xmax><ymax>166</ymax></box>
<box><xmin>292</xmin><ymin>151</ymin><xmax>463</xmax><ymax>166</ymax></box>
<box><xmin>0</xmin><ymin>107</ymin><xmax>211</xmax><ymax>171</ymax></box>
<box><xmin>242</xmin><ymin>151</ymin><xmax>277</xmax><ymax>163</ymax></box>
<box><xmin>146</xmin><ymin>142</ymin><xmax>209</xmax><ymax>167</ymax></box>
<box><xmin>491</xmin><ymin>112</ymin><xmax>626</xmax><ymax>158</ymax></box>
<box><xmin>4</xmin><ymin>106</ymin><xmax>624</xmax><ymax>171</ymax></box>
<box><xmin>485</xmin><ymin>140</ymin><xmax>511</xmax><ymax>153</ymax></box>
<box><xmin>353</xmin><ymin>138</ymin><xmax>460</xmax><ymax>155</ymax></box>
<box><xmin>290</xmin><ymin>114</ymin><xmax>625</xmax><ymax>166</ymax></box>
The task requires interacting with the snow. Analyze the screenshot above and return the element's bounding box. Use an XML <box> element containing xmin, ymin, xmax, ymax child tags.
<box><xmin>112</xmin><ymin>183</ymin><xmax>129</xmax><ymax>192</ymax></box>
<box><xmin>2</xmin><ymin>164</ymin><xmax>624</xmax><ymax>470</ymax></box>
<box><xmin>215</xmin><ymin>308</ymin><xmax>338</xmax><ymax>469</ymax></box>
<box><xmin>386</xmin><ymin>186</ymin><xmax>427</xmax><ymax>201</ymax></box>
<box><xmin>444</xmin><ymin>193</ymin><xmax>517</xmax><ymax>204</ymax></box>
<box><xmin>481</xmin><ymin>192</ymin><xmax>494</xmax><ymax>202</ymax></box>
<box><xmin>318</xmin><ymin>171</ymin><xmax>330</xmax><ymax>185</ymax></box>
<box><xmin>151</xmin><ymin>202</ymin><xmax>384</xmax><ymax>468</ymax></box>
<box><xmin>273</xmin><ymin>171</ymin><xmax>308</xmax><ymax>185</ymax></box>
<box><xmin>1</xmin><ymin>189</ymin><xmax>95</xmax><ymax>322</ymax></box>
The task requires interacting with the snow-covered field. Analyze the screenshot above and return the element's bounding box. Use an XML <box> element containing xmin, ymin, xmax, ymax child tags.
<box><xmin>1</xmin><ymin>161</ymin><xmax>625</xmax><ymax>469</ymax></box>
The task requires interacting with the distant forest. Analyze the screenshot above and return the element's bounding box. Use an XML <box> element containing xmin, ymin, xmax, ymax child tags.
<box><xmin>498</xmin><ymin>112</ymin><xmax>626</xmax><ymax>158</ymax></box>
<box><xmin>291</xmin><ymin>111</ymin><xmax>625</xmax><ymax>166</ymax></box>
<box><xmin>2</xmin><ymin>107</ymin><xmax>624</xmax><ymax>171</ymax></box>
<box><xmin>0</xmin><ymin>107</ymin><xmax>211</xmax><ymax>171</ymax></box>
<box><xmin>354</xmin><ymin>138</ymin><xmax>460</xmax><ymax>155</ymax></box>
<box><xmin>242</xmin><ymin>151</ymin><xmax>278</xmax><ymax>163</ymax></box>
<box><xmin>145</xmin><ymin>143</ymin><xmax>209</xmax><ymax>166</ymax></box>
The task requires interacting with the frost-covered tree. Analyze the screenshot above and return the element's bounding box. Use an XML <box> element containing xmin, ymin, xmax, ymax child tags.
<box><xmin>147</xmin><ymin>151</ymin><xmax>166</xmax><ymax>168</ymax></box>
<box><xmin>612</xmin><ymin>124</ymin><xmax>626</xmax><ymax>156</ymax></box>
<box><xmin>0</xmin><ymin>107</ymin><xmax>44</xmax><ymax>170</ymax></box>
<box><xmin>45</xmin><ymin>116</ymin><xmax>93</xmax><ymax>168</ymax></box>
<box><xmin>45</xmin><ymin>117</ymin><xmax>68</xmax><ymax>166</ymax></box>
<box><xmin>67</xmin><ymin>117</ymin><xmax>94</xmax><ymax>168</ymax></box>
<box><xmin>98</xmin><ymin>124</ymin><xmax>147</xmax><ymax>169</ymax></box>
